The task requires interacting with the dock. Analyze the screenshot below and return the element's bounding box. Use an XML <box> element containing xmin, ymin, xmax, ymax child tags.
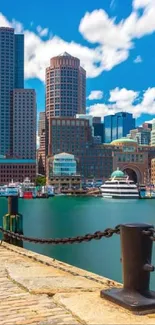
<box><xmin>1</xmin><ymin>242</ymin><xmax>155</xmax><ymax>324</ymax></box>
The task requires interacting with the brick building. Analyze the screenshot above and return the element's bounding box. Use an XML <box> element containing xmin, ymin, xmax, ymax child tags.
<box><xmin>0</xmin><ymin>157</ymin><xmax>36</xmax><ymax>185</ymax></box>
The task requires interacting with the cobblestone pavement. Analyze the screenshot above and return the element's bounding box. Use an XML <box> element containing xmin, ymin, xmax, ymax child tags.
<box><xmin>0</xmin><ymin>245</ymin><xmax>80</xmax><ymax>325</ymax></box>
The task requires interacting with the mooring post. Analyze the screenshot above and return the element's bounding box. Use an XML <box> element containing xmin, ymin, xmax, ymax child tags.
<box><xmin>3</xmin><ymin>196</ymin><xmax>23</xmax><ymax>247</ymax></box>
<box><xmin>101</xmin><ymin>223</ymin><xmax>155</xmax><ymax>313</ymax></box>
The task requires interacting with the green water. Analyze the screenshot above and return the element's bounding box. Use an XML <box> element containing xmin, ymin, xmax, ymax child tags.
<box><xmin>1</xmin><ymin>197</ymin><xmax>155</xmax><ymax>288</ymax></box>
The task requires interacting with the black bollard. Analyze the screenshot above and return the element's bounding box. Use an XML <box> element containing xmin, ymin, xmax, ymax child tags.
<box><xmin>3</xmin><ymin>196</ymin><xmax>23</xmax><ymax>247</ymax></box>
<box><xmin>100</xmin><ymin>223</ymin><xmax>155</xmax><ymax>313</ymax></box>
<box><xmin>8</xmin><ymin>196</ymin><xmax>18</xmax><ymax>215</ymax></box>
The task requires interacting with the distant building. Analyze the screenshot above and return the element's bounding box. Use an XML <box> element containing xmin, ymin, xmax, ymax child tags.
<box><xmin>104</xmin><ymin>112</ymin><xmax>135</xmax><ymax>143</ymax></box>
<box><xmin>151</xmin><ymin>119</ymin><xmax>155</xmax><ymax>146</ymax></box>
<box><xmin>47</xmin><ymin>116</ymin><xmax>112</xmax><ymax>179</ymax></box>
<box><xmin>37</xmin><ymin>111</ymin><xmax>46</xmax><ymax>175</ymax></box>
<box><xmin>92</xmin><ymin>117</ymin><xmax>102</xmax><ymax>124</ymax></box>
<box><xmin>52</xmin><ymin>152</ymin><xmax>76</xmax><ymax>176</ymax></box>
<box><xmin>127</xmin><ymin>127</ymin><xmax>151</xmax><ymax>145</ymax></box>
<box><xmin>38</xmin><ymin>112</ymin><xmax>45</xmax><ymax>138</ymax></box>
<box><xmin>93</xmin><ymin>117</ymin><xmax>104</xmax><ymax>143</ymax></box>
<box><xmin>12</xmin><ymin>89</ymin><xmax>36</xmax><ymax>159</ymax></box>
<box><xmin>0</xmin><ymin>27</ymin><xmax>24</xmax><ymax>156</ymax></box>
<box><xmin>46</xmin><ymin>52</ymin><xmax>86</xmax><ymax>119</ymax></box>
<box><xmin>0</xmin><ymin>158</ymin><xmax>36</xmax><ymax>185</ymax></box>
<box><xmin>37</xmin><ymin>131</ymin><xmax>46</xmax><ymax>175</ymax></box>
<box><xmin>143</xmin><ymin>122</ymin><xmax>152</xmax><ymax>130</ymax></box>
<box><xmin>151</xmin><ymin>158</ymin><xmax>155</xmax><ymax>184</ymax></box>
<box><xmin>47</xmin><ymin>153</ymin><xmax>81</xmax><ymax>189</ymax></box>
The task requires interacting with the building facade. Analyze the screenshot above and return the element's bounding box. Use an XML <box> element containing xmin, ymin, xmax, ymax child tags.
<box><xmin>46</xmin><ymin>52</ymin><xmax>86</xmax><ymax>119</ymax></box>
<box><xmin>47</xmin><ymin>116</ymin><xmax>113</xmax><ymax>179</ymax></box>
<box><xmin>151</xmin><ymin>158</ymin><xmax>155</xmax><ymax>184</ymax></box>
<box><xmin>12</xmin><ymin>89</ymin><xmax>36</xmax><ymax>159</ymax></box>
<box><xmin>127</xmin><ymin>127</ymin><xmax>151</xmax><ymax>145</ymax></box>
<box><xmin>47</xmin><ymin>153</ymin><xmax>81</xmax><ymax>189</ymax></box>
<box><xmin>48</xmin><ymin>119</ymin><xmax>155</xmax><ymax>183</ymax></box>
<box><xmin>52</xmin><ymin>153</ymin><xmax>76</xmax><ymax>176</ymax></box>
<box><xmin>104</xmin><ymin>112</ymin><xmax>135</xmax><ymax>143</ymax></box>
<box><xmin>151</xmin><ymin>119</ymin><xmax>155</xmax><ymax>146</ymax></box>
<box><xmin>93</xmin><ymin>117</ymin><xmax>104</xmax><ymax>143</ymax></box>
<box><xmin>0</xmin><ymin>27</ymin><xmax>24</xmax><ymax>156</ymax></box>
<box><xmin>14</xmin><ymin>34</ymin><xmax>24</xmax><ymax>88</ymax></box>
<box><xmin>38</xmin><ymin>111</ymin><xmax>45</xmax><ymax>137</ymax></box>
<box><xmin>0</xmin><ymin>158</ymin><xmax>36</xmax><ymax>185</ymax></box>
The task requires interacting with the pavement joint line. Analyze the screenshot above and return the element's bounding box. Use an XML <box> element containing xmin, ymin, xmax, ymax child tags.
<box><xmin>1</xmin><ymin>242</ymin><xmax>118</xmax><ymax>289</ymax></box>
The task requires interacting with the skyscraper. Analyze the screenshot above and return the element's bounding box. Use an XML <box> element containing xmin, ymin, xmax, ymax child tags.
<box><xmin>0</xmin><ymin>27</ymin><xmax>24</xmax><ymax>156</ymax></box>
<box><xmin>38</xmin><ymin>112</ymin><xmax>45</xmax><ymax>137</ymax></box>
<box><xmin>12</xmin><ymin>89</ymin><xmax>36</xmax><ymax>159</ymax></box>
<box><xmin>46</xmin><ymin>52</ymin><xmax>86</xmax><ymax>119</ymax></box>
<box><xmin>38</xmin><ymin>111</ymin><xmax>46</xmax><ymax>175</ymax></box>
<box><xmin>104</xmin><ymin>112</ymin><xmax>135</xmax><ymax>143</ymax></box>
<box><xmin>14</xmin><ymin>34</ymin><xmax>24</xmax><ymax>88</ymax></box>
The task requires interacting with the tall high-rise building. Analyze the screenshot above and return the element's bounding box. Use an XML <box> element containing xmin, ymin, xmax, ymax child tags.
<box><xmin>12</xmin><ymin>89</ymin><xmax>36</xmax><ymax>159</ymax></box>
<box><xmin>93</xmin><ymin>117</ymin><xmax>104</xmax><ymax>143</ymax></box>
<box><xmin>14</xmin><ymin>34</ymin><xmax>24</xmax><ymax>88</ymax></box>
<box><xmin>0</xmin><ymin>27</ymin><xmax>24</xmax><ymax>156</ymax></box>
<box><xmin>38</xmin><ymin>112</ymin><xmax>46</xmax><ymax>175</ymax></box>
<box><xmin>104</xmin><ymin>112</ymin><xmax>135</xmax><ymax>143</ymax></box>
<box><xmin>46</xmin><ymin>52</ymin><xmax>86</xmax><ymax>119</ymax></box>
<box><xmin>38</xmin><ymin>112</ymin><xmax>45</xmax><ymax>137</ymax></box>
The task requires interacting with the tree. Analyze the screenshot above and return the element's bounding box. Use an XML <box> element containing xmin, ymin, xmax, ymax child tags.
<box><xmin>35</xmin><ymin>176</ymin><xmax>46</xmax><ymax>186</ymax></box>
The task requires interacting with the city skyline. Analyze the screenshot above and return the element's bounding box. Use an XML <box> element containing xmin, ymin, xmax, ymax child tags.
<box><xmin>0</xmin><ymin>0</ymin><xmax>155</xmax><ymax>126</ymax></box>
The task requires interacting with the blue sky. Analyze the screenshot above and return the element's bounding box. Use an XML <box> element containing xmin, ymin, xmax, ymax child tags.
<box><xmin>1</xmin><ymin>0</ymin><xmax>155</xmax><ymax>125</ymax></box>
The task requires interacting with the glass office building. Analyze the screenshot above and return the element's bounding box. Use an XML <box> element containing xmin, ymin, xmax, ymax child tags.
<box><xmin>104</xmin><ymin>112</ymin><xmax>135</xmax><ymax>143</ymax></box>
<box><xmin>14</xmin><ymin>34</ymin><xmax>24</xmax><ymax>88</ymax></box>
<box><xmin>0</xmin><ymin>27</ymin><xmax>24</xmax><ymax>156</ymax></box>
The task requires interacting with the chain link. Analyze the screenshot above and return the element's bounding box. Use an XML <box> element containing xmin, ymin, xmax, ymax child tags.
<box><xmin>0</xmin><ymin>225</ymin><xmax>120</xmax><ymax>245</ymax></box>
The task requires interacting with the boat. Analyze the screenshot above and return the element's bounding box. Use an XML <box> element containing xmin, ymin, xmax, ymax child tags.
<box><xmin>46</xmin><ymin>185</ymin><xmax>55</xmax><ymax>197</ymax></box>
<box><xmin>100</xmin><ymin>168</ymin><xmax>139</xmax><ymax>199</ymax></box>
<box><xmin>19</xmin><ymin>178</ymin><xmax>37</xmax><ymax>198</ymax></box>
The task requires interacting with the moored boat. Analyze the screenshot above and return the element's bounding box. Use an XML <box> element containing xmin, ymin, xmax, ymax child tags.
<box><xmin>100</xmin><ymin>168</ymin><xmax>139</xmax><ymax>199</ymax></box>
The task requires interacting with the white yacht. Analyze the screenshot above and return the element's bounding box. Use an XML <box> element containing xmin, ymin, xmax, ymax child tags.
<box><xmin>100</xmin><ymin>168</ymin><xmax>139</xmax><ymax>199</ymax></box>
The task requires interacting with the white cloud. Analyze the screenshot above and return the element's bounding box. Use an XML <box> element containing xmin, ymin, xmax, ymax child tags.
<box><xmin>134</xmin><ymin>55</ymin><xmax>143</xmax><ymax>63</ymax></box>
<box><xmin>36</xmin><ymin>25</ymin><xmax>49</xmax><ymax>37</ymax></box>
<box><xmin>133</xmin><ymin>0</ymin><xmax>153</xmax><ymax>9</ymax></box>
<box><xmin>0</xmin><ymin>12</ymin><xmax>102</xmax><ymax>81</ymax></box>
<box><xmin>79</xmin><ymin>0</ymin><xmax>155</xmax><ymax>72</ymax></box>
<box><xmin>87</xmin><ymin>90</ymin><xmax>103</xmax><ymax>100</ymax></box>
<box><xmin>0</xmin><ymin>0</ymin><xmax>155</xmax><ymax>83</ymax></box>
<box><xmin>87</xmin><ymin>87</ymin><xmax>155</xmax><ymax>119</ymax></box>
<box><xmin>0</xmin><ymin>12</ymin><xmax>11</xmax><ymax>27</ymax></box>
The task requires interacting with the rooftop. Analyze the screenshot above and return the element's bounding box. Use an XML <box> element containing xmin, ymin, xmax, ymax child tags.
<box><xmin>111</xmin><ymin>138</ymin><xmax>137</xmax><ymax>145</ymax></box>
<box><xmin>111</xmin><ymin>168</ymin><xmax>125</xmax><ymax>178</ymax></box>
<box><xmin>0</xmin><ymin>242</ymin><xmax>154</xmax><ymax>324</ymax></box>
<box><xmin>0</xmin><ymin>159</ymin><xmax>36</xmax><ymax>164</ymax></box>
<box><xmin>58</xmin><ymin>52</ymin><xmax>73</xmax><ymax>57</ymax></box>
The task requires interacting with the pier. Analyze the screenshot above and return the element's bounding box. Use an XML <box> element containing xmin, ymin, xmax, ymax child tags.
<box><xmin>1</xmin><ymin>241</ymin><xmax>155</xmax><ymax>324</ymax></box>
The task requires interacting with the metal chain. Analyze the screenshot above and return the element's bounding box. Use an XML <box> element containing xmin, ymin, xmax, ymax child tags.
<box><xmin>0</xmin><ymin>225</ymin><xmax>120</xmax><ymax>245</ymax></box>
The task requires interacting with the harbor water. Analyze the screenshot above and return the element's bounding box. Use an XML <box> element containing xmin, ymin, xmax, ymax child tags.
<box><xmin>1</xmin><ymin>196</ymin><xmax>155</xmax><ymax>288</ymax></box>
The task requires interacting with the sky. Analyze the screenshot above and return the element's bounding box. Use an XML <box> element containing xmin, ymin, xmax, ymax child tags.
<box><xmin>1</xmin><ymin>0</ymin><xmax>155</xmax><ymax>125</ymax></box>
